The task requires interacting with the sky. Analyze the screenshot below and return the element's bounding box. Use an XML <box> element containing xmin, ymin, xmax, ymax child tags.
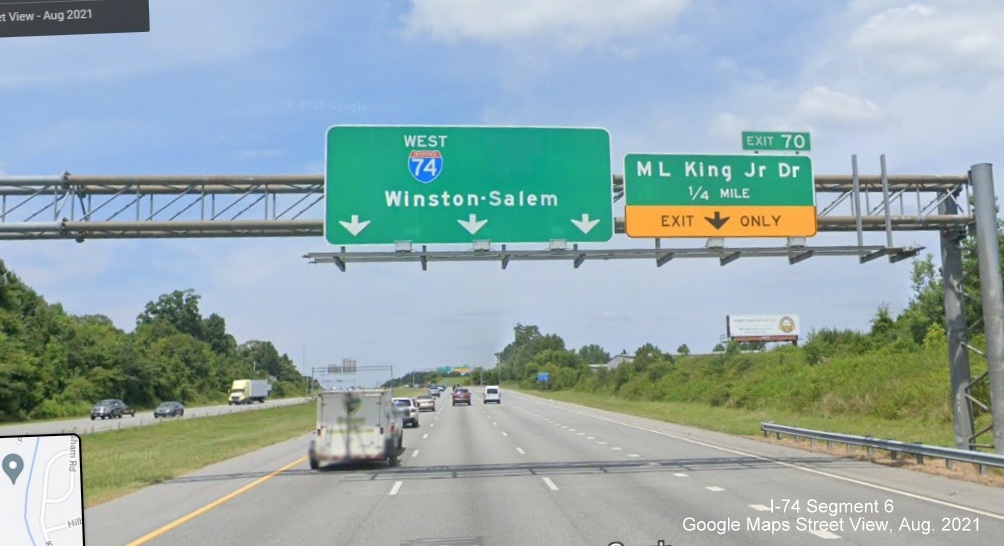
<box><xmin>1</xmin><ymin>0</ymin><xmax>1003</xmax><ymax>388</ymax></box>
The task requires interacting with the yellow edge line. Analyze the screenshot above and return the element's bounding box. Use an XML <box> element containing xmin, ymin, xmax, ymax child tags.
<box><xmin>125</xmin><ymin>455</ymin><xmax>307</xmax><ymax>545</ymax></box>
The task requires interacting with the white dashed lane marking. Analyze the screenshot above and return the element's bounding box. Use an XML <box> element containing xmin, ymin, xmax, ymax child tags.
<box><xmin>412</xmin><ymin>450</ymin><xmax>420</xmax><ymax>457</ymax></box>
<box><xmin>389</xmin><ymin>481</ymin><xmax>403</xmax><ymax>496</ymax></box>
<box><xmin>749</xmin><ymin>505</ymin><xmax>771</xmax><ymax>512</ymax></box>
<box><xmin>809</xmin><ymin>530</ymin><xmax>841</xmax><ymax>540</ymax></box>
<box><xmin>542</xmin><ymin>477</ymin><xmax>559</xmax><ymax>491</ymax></box>
<box><xmin>706</xmin><ymin>486</ymin><xmax>725</xmax><ymax>492</ymax></box>
<box><xmin>673</xmin><ymin>473</ymin><xmax>688</xmax><ymax>478</ymax></box>
<box><xmin>422</xmin><ymin>434</ymin><xmax>428</xmax><ymax>439</ymax></box>
<box><xmin>516</xmin><ymin>447</ymin><xmax>526</xmax><ymax>455</ymax></box>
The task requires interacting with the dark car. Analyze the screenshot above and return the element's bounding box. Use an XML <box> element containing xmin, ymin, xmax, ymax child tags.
<box><xmin>452</xmin><ymin>388</ymin><xmax>472</xmax><ymax>406</ymax></box>
<box><xmin>91</xmin><ymin>399</ymin><xmax>135</xmax><ymax>420</ymax></box>
<box><xmin>154</xmin><ymin>401</ymin><xmax>185</xmax><ymax>418</ymax></box>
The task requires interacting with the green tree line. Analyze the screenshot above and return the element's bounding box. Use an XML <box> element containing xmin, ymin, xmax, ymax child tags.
<box><xmin>0</xmin><ymin>260</ymin><xmax>310</xmax><ymax>422</ymax></box>
<box><xmin>477</xmin><ymin>223</ymin><xmax>1004</xmax><ymax>424</ymax></box>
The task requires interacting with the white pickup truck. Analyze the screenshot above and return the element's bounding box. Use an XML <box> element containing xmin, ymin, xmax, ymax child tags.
<box><xmin>309</xmin><ymin>389</ymin><xmax>404</xmax><ymax>470</ymax></box>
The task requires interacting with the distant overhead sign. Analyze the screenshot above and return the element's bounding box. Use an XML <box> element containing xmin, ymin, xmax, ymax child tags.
<box><xmin>623</xmin><ymin>154</ymin><xmax>817</xmax><ymax>238</ymax></box>
<box><xmin>436</xmin><ymin>367</ymin><xmax>452</xmax><ymax>375</ymax></box>
<box><xmin>324</xmin><ymin>126</ymin><xmax>614</xmax><ymax>245</ymax></box>
<box><xmin>742</xmin><ymin>131</ymin><xmax>811</xmax><ymax>152</ymax></box>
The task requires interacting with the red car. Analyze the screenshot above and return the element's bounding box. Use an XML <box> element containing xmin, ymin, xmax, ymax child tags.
<box><xmin>452</xmin><ymin>388</ymin><xmax>472</xmax><ymax>406</ymax></box>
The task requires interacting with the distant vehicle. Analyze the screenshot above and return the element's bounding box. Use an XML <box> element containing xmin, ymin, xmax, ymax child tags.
<box><xmin>452</xmin><ymin>388</ymin><xmax>471</xmax><ymax>406</ymax></box>
<box><xmin>90</xmin><ymin>399</ymin><xmax>135</xmax><ymax>420</ymax></box>
<box><xmin>483</xmin><ymin>386</ymin><xmax>501</xmax><ymax>404</ymax></box>
<box><xmin>437</xmin><ymin>385</ymin><xmax>446</xmax><ymax>393</ymax></box>
<box><xmin>415</xmin><ymin>395</ymin><xmax>436</xmax><ymax>412</ymax></box>
<box><xmin>229</xmin><ymin>379</ymin><xmax>271</xmax><ymax>405</ymax></box>
<box><xmin>428</xmin><ymin>386</ymin><xmax>441</xmax><ymax>398</ymax></box>
<box><xmin>392</xmin><ymin>397</ymin><xmax>419</xmax><ymax>427</ymax></box>
<box><xmin>309</xmin><ymin>389</ymin><xmax>403</xmax><ymax>470</ymax></box>
<box><xmin>154</xmin><ymin>401</ymin><xmax>185</xmax><ymax>418</ymax></box>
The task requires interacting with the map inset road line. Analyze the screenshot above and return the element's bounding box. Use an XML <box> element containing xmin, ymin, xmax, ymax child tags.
<box><xmin>1</xmin><ymin>434</ymin><xmax>83</xmax><ymax>546</ymax></box>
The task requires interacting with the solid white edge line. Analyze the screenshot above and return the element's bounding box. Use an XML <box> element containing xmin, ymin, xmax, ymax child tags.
<box><xmin>389</xmin><ymin>481</ymin><xmax>403</xmax><ymax>496</ymax></box>
<box><xmin>542</xmin><ymin>477</ymin><xmax>559</xmax><ymax>491</ymax></box>
<box><xmin>537</xmin><ymin>399</ymin><xmax>1004</xmax><ymax>521</ymax></box>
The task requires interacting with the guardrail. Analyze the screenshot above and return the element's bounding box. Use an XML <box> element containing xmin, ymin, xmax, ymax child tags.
<box><xmin>761</xmin><ymin>422</ymin><xmax>1004</xmax><ymax>476</ymax></box>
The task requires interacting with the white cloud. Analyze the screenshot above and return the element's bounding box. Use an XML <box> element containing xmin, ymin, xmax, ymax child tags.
<box><xmin>848</xmin><ymin>2</ymin><xmax>1004</xmax><ymax>76</ymax></box>
<box><xmin>401</xmin><ymin>0</ymin><xmax>690</xmax><ymax>48</ymax></box>
<box><xmin>709</xmin><ymin>112</ymin><xmax>749</xmax><ymax>142</ymax></box>
<box><xmin>0</xmin><ymin>1</ymin><xmax>338</xmax><ymax>89</ymax></box>
<box><xmin>792</xmin><ymin>86</ymin><xmax>887</xmax><ymax>127</ymax></box>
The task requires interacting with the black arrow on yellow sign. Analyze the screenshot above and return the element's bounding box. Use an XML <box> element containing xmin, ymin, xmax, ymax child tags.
<box><xmin>705</xmin><ymin>211</ymin><xmax>730</xmax><ymax>230</ymax></box>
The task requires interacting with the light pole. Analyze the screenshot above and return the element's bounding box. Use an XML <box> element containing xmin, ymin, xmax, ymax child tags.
<box><xmin>302</xmin><ymin>345</ymin><xmax>308</xmax><ymax>396</ymax></box>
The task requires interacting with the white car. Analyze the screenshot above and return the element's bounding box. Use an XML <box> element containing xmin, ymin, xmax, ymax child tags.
<box><xmin>392</xmin><ymin>397</ymin><xmax>420</xmax><ymax>427</ymax></box>
<box><xmin>483</xmin><ymin>385</ymin><xmax>501</xmax><ymax>404</ymax></box>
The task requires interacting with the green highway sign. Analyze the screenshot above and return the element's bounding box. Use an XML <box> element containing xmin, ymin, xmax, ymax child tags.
<box><xmin>742</xmin><ymin>131</ymin><xmax>811</xmax><ymax>152</ymax></box>
<box><xmin>325</xmin><ymin>126</ymin><xmax>614</xmax><ymax>245</ymax></box>
<box><xmin>624</xmin><ymin>153</ymin><xmax>817</xmax><ymax>238</ymax></box>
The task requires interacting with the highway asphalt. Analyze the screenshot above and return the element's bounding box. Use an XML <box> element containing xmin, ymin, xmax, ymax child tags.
<box><xmin>85</xmin><ymin>390</ymin><xmax>1004</xmax><ymax>545</ymax></box>
<box><xmin>0</xmin><ymin>397</ymin><xmax>309</xmax><ymax>438</ymax></box>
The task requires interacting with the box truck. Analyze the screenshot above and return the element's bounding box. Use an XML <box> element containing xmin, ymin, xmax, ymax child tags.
<box><xmin>229</xmin><ymin>379</ymin><xmax>271</xmax><ymax>405</ymax></box>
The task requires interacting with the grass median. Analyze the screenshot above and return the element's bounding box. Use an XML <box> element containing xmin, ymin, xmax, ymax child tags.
<box><xmin>81</xmin><ymin>401</ymin><xmax>314</xmax><ymax>508</ymax></box>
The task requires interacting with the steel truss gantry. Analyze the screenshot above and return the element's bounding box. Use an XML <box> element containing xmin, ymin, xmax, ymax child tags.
<box><xmin>4</xmin><ymin>157</ymin><xmax>1003</xmax><ymax>455</ymax></box>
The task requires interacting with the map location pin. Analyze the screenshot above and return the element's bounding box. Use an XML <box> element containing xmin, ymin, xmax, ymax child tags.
<box><xmin>3</xmin><ymin>454</ymin><xmax>23</xmax><ymax>485</ymax></box>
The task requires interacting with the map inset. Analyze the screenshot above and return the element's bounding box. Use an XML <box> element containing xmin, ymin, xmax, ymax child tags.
<box><xmin>0</xmin><ymin>434</ymin><xmax>84</xmax><ymax>546</ymax></box>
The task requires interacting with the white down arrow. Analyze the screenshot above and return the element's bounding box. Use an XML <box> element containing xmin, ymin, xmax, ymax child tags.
<box><xmin>571</xmin><ymin>213</ymin><xmax>600</xmax><ymax>234</ymax></box>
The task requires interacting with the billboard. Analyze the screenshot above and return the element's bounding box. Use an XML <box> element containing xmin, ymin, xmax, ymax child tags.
<box><xmin>726</xmin><ymin>314</ymin><xmax>800</xmax><ymax>340</ymax></box>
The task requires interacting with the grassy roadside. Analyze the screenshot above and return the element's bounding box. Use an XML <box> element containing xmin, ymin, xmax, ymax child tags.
<box><xmin>514</xmin><ymin>387</ymin><xmax>956</xmax><ymax>446</ymax></box>
<box><xmin>82</xmin><ymin>402</ymin><xmax>314</xmax><ymax>508</ymax></box>
<box><xmin>515</xmin><ymin>387</ymin><xmax>1004</xmax><ymax>487</ymax></box>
